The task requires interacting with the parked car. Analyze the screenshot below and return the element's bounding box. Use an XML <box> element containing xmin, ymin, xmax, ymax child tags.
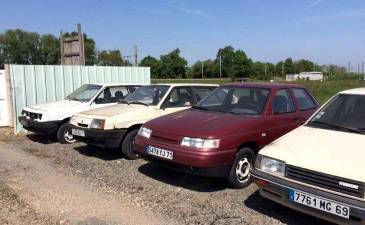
<box><xmin>252</xmin><ymin>88</ymin><xmax>365</xmax><ymax>224</ymax></box>
<box><xmin>68</xmin><ymin>84</ymin><xmax>217</xmax><ymax>159</ymax></box>
<box><xmin>19</xmin><ymin>83</ymin><xmax>141</xmax><ymax>143</ymax></box>
<box><xmin>134</xmin><ymin>82</ymin><xmax>319</xmax><ymax>188</ymax></box>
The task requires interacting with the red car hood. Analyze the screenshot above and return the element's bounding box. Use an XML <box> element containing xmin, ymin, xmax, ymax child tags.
<box><xmin>146</xmin><ymin>109</ymin><xmax>262</xmax><ymax>138</ymax></box>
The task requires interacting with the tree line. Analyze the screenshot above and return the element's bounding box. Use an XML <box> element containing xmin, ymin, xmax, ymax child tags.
<box><xmin>0</xmin><ymin>29</ymin><xmax>348</xmax><ymax>80</ymax></box>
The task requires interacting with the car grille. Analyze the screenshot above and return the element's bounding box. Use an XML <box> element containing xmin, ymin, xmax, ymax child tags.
<box><xmin>286</xmin><ymin>165</ymin><xmax>364</xmax><ymax>198</ymax></box>
<box><xmin>151</xmin><ymin>134</ymin><xmax>179</xmax><ymax>144</ymax></box>
<box><xmin>22</xmin><ymin>110</ymin><xmax>42</xmax><ymax>120</ymax></box>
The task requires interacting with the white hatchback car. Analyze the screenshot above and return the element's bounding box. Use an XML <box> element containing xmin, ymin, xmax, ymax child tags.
<box><xmin>252</xmin><ymin>88</ymin><xmax>365</xmax><ymax>225</ymax></box>
<box><xmin>68</xmin><ymin>83</ymin><xmax>217</xmax><ymax>159</ymax></box>
<box><xmin>19</xmin><ymin>83</ymin><xmax>141</xmax><ymax>143</ymax></box>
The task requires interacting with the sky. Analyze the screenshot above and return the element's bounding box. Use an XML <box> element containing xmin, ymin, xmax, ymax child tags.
<box><xmin>1</xmin><ymin>0</ymin><xmax>365</xmax><ymax>68</ymax></box>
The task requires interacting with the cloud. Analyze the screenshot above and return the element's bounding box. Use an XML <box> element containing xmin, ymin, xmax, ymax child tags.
<box><xmin>175</xmin><ymin>6</ymin><xmax>213</xmax><ymax>19</ymax></box>
<box><xmin>304</xmin><ymin>0</ymin><xmax>323</xmax><ymax>10</ymax></box>
<box><xmin>300</xmin><ymin>8</ymin><xmax>365</xmax><ymax>22</ymax></box>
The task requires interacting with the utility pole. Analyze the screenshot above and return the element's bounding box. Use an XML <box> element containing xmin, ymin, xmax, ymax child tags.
<box><xmin>264</xmin><ymin>63</ymin><xmax>267</xmax><ymax>77</ymax></box>
<box><xmin>348</xmin><ymin>61</ymin><xmax>351</xmax><ymax>73</ymax></box>
<box><xmin>201</xmin><ymin>61</ymin><xmax>204</xmax><ymax>79</ymax></box>
<box><xmin>219</xmin><ymin>55</ymin><xmax>222</xmax><ymax>80</ymax></box>
<box><xmin>362</xmin><ymin>61</ymin><xmax>364</xmax><ymax>80</ymax></box>
<box><xmin>282</xmin><ymin>62</ymin><xmax>285</xmax><ymax>77</ymax></box>
<box><xmin>134</xmin><ymin>45</ymin><xmax>138</xmax><ymax>66</ymax></box>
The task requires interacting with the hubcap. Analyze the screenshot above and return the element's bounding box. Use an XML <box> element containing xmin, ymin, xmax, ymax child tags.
<box><xmin>64</xmin><ymin>130</ymin><xmax>76</xmax><ymax>143</ymax></box>
<box><xmin>235</xmin><ymin>157</ymin><xmax>251</xmax><ymax>183</ymax></box>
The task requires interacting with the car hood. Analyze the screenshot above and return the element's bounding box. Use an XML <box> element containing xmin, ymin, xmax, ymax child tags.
<box><xmin>28</xmin><ymin>100</ymin><xmax>83</xmax><ymax>112</ymax></box>
<box><xmin>79</xmin><ymin>103</ymin><xmax>152</xmax><ymax>118</ymax></box>
<box><xmin>146</xmin><ymin>109</ymin><xmax>262</xmax><ymax>138</ymax></box>
<box><xmin>260</xmin><ymin>125</ymin><xmax>365</xmax><ymax>182</ymax></box>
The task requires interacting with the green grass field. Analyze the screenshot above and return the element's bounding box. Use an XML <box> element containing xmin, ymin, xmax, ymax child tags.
<box><xmin>152</xmin><ymin>79</ymin><xmax>365</xmax><ymax>104</ymax></box>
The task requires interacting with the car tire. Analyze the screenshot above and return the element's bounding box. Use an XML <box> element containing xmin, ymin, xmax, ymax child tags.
<box><xmin>57</xmin><ymin>122</ymin><xmax>76</xmax><ymax>144</ymax></box>
<box><xmin>121</xmin><ymin>129</ymin><xmax>139</xmax><ymax>160</ymax></box>
<box><xmin>227</xmin><ymin>147</ymin><xmax>255</xmax><ymax>189</ymax></box>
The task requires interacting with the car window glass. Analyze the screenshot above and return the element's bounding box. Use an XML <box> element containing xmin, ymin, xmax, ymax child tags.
<box><xmin>273</xmin><ymin>89</ymin><xmax>295</xmax><ymax>114</ymax></box>
<box><xmin>310</xmin><ymin>94</ymin><xmax>365</xmax><ymax>131</ymax></box>
<box><xmin>292</xmin><ymin>88</ymin><xmax>316</xmax><ymax>110</ymax></box>
<box><xmin>197</xmin><ymin>87</ymin><xmax>270</xmax><ymax>115</ymax></box>
<box><xmin>192</xmin><ymin>87</ymin><xmax>213</xmax><ymax>103</ymax></box>
<box><xmin>165</xmin><ymin>87</ymin><xmax>194</xmax><ymax>107</ymax></box>
<box><xmin>124</xmin><ymin>85</ymin><xmax>169</xmax><ymax>105</ymax></box>
<box><xmin>95</xmin><ymin>86</ymin><xmax>128</xmax><ymax>104</ymax></box>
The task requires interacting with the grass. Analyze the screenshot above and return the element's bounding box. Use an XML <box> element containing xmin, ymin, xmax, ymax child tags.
<box><xmin>152</xmin><ymin>78</ymin><xmax>365</xmax><ymax>104</ymax></box>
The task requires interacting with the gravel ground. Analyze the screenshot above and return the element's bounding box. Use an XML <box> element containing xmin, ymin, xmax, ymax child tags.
<box><xmin>0</xmin><ymin>128</ymin><xmax>334</xmax><ymax>225</ymax></box>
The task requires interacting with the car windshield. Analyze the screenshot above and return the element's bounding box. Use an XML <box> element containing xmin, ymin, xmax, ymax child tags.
<box><xmin>66</xmin><ymin>84</ymin><xmax>102</xmax><ymax>102</ymax></box>
<box><xmin>122</xmin><ymin>85</ymin><xmax>170</xmax><ymax>106</ymax></box>
<box><xmin>308</xmin><ymin>94</ymin><xmax>365</xmax><ymax>134</ymax></box>
<box><xmin>194</xmin><ymin>86</ymin><xmax>270</xmax><ymax>115</ymax></box>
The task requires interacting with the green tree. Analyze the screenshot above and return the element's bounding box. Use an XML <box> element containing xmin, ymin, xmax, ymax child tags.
<box><xmin>284</xmin><ymin>58</ymin><xmax>296</xmax><ymax>74</ymax></box>
<box><xmin>295</xmin><ymin>59</ymin><xmax>314</xmax><ymax>72</ymax></box>
<box><xmin>140</xmin><ymin>55</ymin><xmax>160</xmax><ymax>78</ymax></box>
<box><xmin>217</xmin><ymin>46</ymin><xmax>252</xmax><ymax>78</ymax></box>
<box><xmin>97</xmin><ymin>50</ymin><xmax>130</xmax><ymax>66</ymax></box>
<box><xmin>39</xmin><ymin>34</ymin><xmax>60</xmax><ymax>64</ymax></box>
<box><xmin>159</xmin><ymin>49</ymin><xmax>187</xmax><ymax>78</ymax></box>
<box><xmin>0</xmin><ymin>29</ymin><xmax>43</xmax><ymax>65</ymax></box>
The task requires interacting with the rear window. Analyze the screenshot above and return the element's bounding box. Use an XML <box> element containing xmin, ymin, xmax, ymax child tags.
<box><xmin>292</xmin><ymin>88</ymin><xmax>316</xmax><ymax>110</ymax></box>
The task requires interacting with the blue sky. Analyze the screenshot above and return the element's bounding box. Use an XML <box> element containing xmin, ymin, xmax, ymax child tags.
<box><xmin>1</xmin><ymin>0</ymin><xmax>364</xmax><ymax>68</ymax></box>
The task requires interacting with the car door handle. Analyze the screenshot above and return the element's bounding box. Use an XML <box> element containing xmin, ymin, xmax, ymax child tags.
<box><xmin>293</xmin><ymin>117</ymin><xmax>299</xmax><ymax>121</ymax></box>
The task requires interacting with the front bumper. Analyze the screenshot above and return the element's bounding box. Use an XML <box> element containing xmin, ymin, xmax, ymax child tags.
<box><xmin>252</xmin><ymin>169</ymin><xmax>365</xmax><ymax>225</ymax></box>
<box><xmin>67</xmin><ymin>124</ymin><xmax>127</xmax><ymax>148</ymax></box>
<box><xmin>18</xmin><ymin>116</ymin><xmax>60</xmax><ymax>134</ymax></box>
<box><xmin>134</xmin><ymin>135</ymin><xmax>235</xmax><ymax>178</ymax></box>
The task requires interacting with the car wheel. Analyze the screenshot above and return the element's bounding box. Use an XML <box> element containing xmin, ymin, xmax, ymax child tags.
<box><xmin>57</xmin><ymin>123</ymin><xmax>76</xmax><ymax>144</ymax></box>
<box><xmin>227</xmin><ymin>147</ymin><xmax>255</xmax><ymax>189</ymax></box>
<box><xmin>121</xmin><ymin>129</ymin><xmax>139</xmax><ymax>160</ymax></box>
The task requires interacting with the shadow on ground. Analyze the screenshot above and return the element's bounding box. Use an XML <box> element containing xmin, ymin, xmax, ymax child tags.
<box><xmin>244</xmin><ymin>191</ymin><xmax>335</xmax><ymax>225</ymax></box>
<box><xmin>74</xmin><ymin>145</ymin><xmax>124</xmax><ymax>161</ymax></box>
<box><xmin>138</xmin><ymin>162</ymin><xmax>228</xmax><ymax>192</ymax></box>
<box><xmin>26</xmin><ymin>134</ymin><xmax>57</xmax><ymax>144</ymax></box>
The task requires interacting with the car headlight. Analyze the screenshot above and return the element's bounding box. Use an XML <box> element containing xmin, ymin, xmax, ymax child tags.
<box><xmin>138</xmin><ymin>127</ymin><xmax>152</xmax><ymax>139</ymax></box>
<box><xmin>90</xmin><ymin>119</ymin><xmax>105</xmax><ymax>129</ymax></box>
<box><xmin>70</xmin><ymin>116</ymin><xmax>78</xmax><ymax>125</ymax></box>
<box><xmin>180</xmin><ymin>137</ymin><xmax>220</xmax><ymax>149</ymax></box>
<box><xmin>256</xmin><ymin>155</ymin><xmax>286</xmax><ymax>176</ymax></box>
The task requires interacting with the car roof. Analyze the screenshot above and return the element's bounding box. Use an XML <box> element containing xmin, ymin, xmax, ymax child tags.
<box><xmin>88</xmin><ymin>83</ymin><xmax>145</xmax><ymax>87</ymax></box>
<box><xmin>221</xmin><ymin>82</ymin><xmax>304</xmax><ymax>89</ymax></box>
<box><xmin>339</xmin><ymin>88</ymin><xmax>365</xmax><ymax>95</ymax></box>
<box><xmin>155</xmin><ymin>83</ymin><xmax>219</xmax><ymax>87</ymax></box>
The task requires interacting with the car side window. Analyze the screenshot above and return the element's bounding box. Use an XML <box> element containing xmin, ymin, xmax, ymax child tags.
<box><xmin>272</xmin><ymin>89</ymin><xmax>295</xmax><ymax>114</ymax></box>
<box><xmin>164</xmin><ymin>87</ymin><xmax>194</xmax><ymax>108</ymax></box>
<box><xmin>192</xmin><ymin>87</ymin><xmax>214</xmax><ymax>103</ymax></box>
<box><xmin>94</xmin><ymin>86</ymin><xmax>128</xmax><ymax>104</ymax></box>
<box><xmin>292</xmin><ymin>88</ymin><xmax>316</xmax><ymax>110</ymax></box>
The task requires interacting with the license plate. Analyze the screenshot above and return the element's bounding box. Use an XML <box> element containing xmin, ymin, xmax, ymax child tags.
<box><xmin>289</xmin><ymin>190</ymin><xmax>350</xmax><ymax>219</ymax></box>
<box><xmin>146</xmin><ymin>146</ymin><xmax>173</xmax><ymax>160</ymax></box>
<box><xmin>72</xmin><ymin>129</ymin><xmax>85</xmax><ymax>137</ymax></box>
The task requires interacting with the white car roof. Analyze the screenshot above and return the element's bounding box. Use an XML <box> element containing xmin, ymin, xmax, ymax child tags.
<box><xmin>339</xmin><ymin>88</ymin><xmax>365</xmax><ymax>95</ymax></box>
<box><xmin>155</xmin><ymin>83</ymin><xmax>219</xmax><ymax>87</ymax></box>
<box><xmin>88</xmin><ymin>83</ymin><xmax>145</xmax><ymax>87</ymax></box>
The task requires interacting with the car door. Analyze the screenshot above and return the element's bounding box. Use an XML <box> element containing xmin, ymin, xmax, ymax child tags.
<box><xmin>160</xmin><ymin>87</ymin><xmax>194</xmax><ymax>116</ymax></box>
<box><xmin>291</xmin><ymin>87</ymin><xmax>319</xmax><ymax>124</ymax></box>
<box><xmin>264</xmin><ymin>88</ymin><xmax>300</xmax><ymax>144</ymax></box>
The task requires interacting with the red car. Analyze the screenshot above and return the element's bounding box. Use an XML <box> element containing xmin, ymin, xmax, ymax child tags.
<box><xmin>134</xmin><ymin>83</ymin><xmax>319</xmax><ymax>188</ymax></box>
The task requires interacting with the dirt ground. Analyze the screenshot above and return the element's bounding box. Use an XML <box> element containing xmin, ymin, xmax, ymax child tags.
<box><xmin>0</xmin><ymin>127</ymin><xmax>334</xmax><ymax>225</ymax></box>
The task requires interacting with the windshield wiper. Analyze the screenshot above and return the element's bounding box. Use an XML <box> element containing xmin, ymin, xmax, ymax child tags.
<box><xmin>119</xmin><ymin>100</ymin><xmax>130</xmax><ymax>104</ymax></box>
<box><xmin>128</xmin><ymin>101</ymin><xmax>149</xmax><ymax>106</ymax></box>
<box><xmin>308</xmin><ymin>121</ymin><xmax>364</xmax><ymax>134</ymax></box>
<box><xmin>191</xmin><ymin>105</ymin><xmax>209</xmax><ymax>111</ymax></box>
